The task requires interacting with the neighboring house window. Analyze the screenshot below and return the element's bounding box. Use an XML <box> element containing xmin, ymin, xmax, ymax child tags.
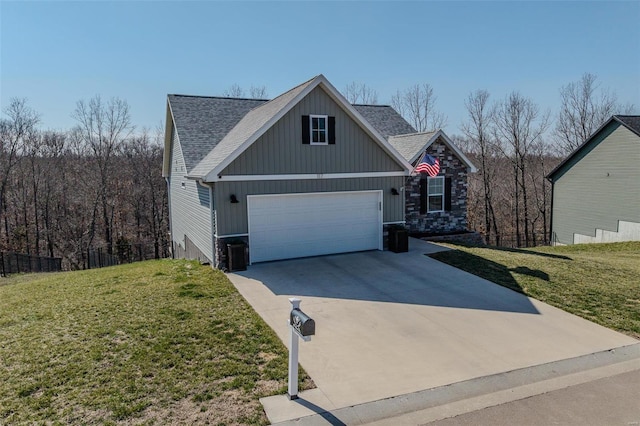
<box><xmin>302</xmin><ymin>115</ymin><xmax>336</xmax><ymax>145</ymax></box>
<box><xmin>420</xmin><ymin>175</ymin><xmax>452</xmax><ymax>214</ymax></box>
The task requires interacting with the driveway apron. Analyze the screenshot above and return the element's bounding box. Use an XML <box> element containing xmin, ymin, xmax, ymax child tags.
<box><xmin>226</xmin><ymin>239</ymin><xmax>637</xmax><ymax>420</ymax></box>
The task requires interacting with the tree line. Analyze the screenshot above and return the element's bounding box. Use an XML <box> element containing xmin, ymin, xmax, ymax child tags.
<box><xmin>0</xmin><ymin>97</ymin><xmax>169</xmax><ymax>270</ymax></box>
<box><xmin>0</xmin><ymin>74</ymin><xmax>633</xmax><ymax>270</ymax></box>
<box><xmin>340</xmin><ymin>74</ymin><xmax>633</xmax><ymax>247</ymax></box>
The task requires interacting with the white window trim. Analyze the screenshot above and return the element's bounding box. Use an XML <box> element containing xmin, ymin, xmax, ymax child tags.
<box><xmin>427</xmin><ymin>176</ymin><xmax>444</xmax><ymax>213</ymax></box>
<box><xmin>310</xmin><ymin>114</ymin><xmax>328</xmax><ymax>145</ymax></box>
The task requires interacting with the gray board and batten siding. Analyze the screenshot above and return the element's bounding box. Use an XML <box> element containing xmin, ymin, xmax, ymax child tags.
<box><xmin>220</xmin><ymin>86</ymin><xmax>405</xmax><ymax>176</ymax></box>
<box><xmin>551</xmin><ymin>121</ymin><xmax>640</xmax><ymax>245</ymax></box>
<box><xmin>214</xmin><ymin>176</ymin><xmax>406</xmax><ymax>237</ymax></box>
<box><xmin>167</xmin><ymin>127</ymin><xmax>214</xmax><ymax>263</ymax></box>
<box><xmin>213</xmin><ymin>85</ymin><xmax>408</xmax><ymax>236</ymax></box>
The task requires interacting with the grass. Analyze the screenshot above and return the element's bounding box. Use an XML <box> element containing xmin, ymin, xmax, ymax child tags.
<box><xmin>429</xmin><ymin>241</ymin><xmax>640</xmax><ymax>339</ymax></box>
<box><xmin>0</xmin><ymin>259</ymin><xmax>312</xmax><ymax>425</ymax></box>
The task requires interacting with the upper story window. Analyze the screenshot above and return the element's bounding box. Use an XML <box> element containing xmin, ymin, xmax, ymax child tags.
<box><xmin>302</xmin><ymin>115</ymin><xmax>336</xmax><ymax>145</ymax></box>
<box><xmin>310</xmin><ymin>115</ymin><xmax>327</xmax><ymax>145</ymax></box>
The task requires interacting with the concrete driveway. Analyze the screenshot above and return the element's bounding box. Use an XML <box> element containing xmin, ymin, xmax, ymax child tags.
<box><xmin>227</xmin><ymin>239</ymin><xmax>637</xmax><ymax>423</ymax></box>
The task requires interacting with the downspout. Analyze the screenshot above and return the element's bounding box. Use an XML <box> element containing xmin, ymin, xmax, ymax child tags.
<box><xmin>207</xmin><ymin>182</ymin><xmax>216</xmax><ymax>269</ymax></box>
<box><xmin>548</xmin><ymin>177</ymin><xmax>554</xmax><ymax>246</ymax></box>
<box><xmin>165</xmin><ymin>177</ymin><xmax>174</xmax><ymax>259</ymax></box>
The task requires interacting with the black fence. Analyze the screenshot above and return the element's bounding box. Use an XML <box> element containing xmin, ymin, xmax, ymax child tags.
<box><xmin>483</xmin><ymin>232</ymin><xmax>550</xmax><ymax>249</ymax></box>
<box><xmin>84</xmin><ymin>242</ymin><xmax>171</xmax><ymax>270</ymax></box>
<box><xmin>0</xmin><ymin>252</ymin><xmax>63</xmax><ymax>277</ymax></box>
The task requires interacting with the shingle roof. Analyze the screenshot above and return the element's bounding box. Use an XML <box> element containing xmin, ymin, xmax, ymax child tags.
<box><xmin>614</xmin><ymin>115</ymin><xmax>640</xmax><ymax>137</ymax></box>
<box><xmin>188</xmin><ymin>77</ymin><xmax>316</xmax><ymax>179</ymax></box>
<box><xmin>388</xmin><ymin>131</ymin><xmax>437</xmax><ymax>163</ymax></box>
<box><xmin>168</xmin><ymin>95</ymin><xmax>268</xmax><ymax>172</ymax></box>
<box><xmin>353</xmin><ymin>104</ymin><xmax>416</xmax><ymax>140</ymax></box>
<box><xmin>167</xmin><ymin>76</ymin><xmax>417</xmax><ymax>180</ymax></box>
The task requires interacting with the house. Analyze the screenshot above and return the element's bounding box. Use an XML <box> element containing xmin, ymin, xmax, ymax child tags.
<box><xmin>547</xmin><ymin>115</ymin><xmax>640</xmax><ymax>245</ymax></box>
<box><xmin>388</xmin><ymin>131</ymin><xmax>477</xmax><ymax>234</ymax></box>
<box><xmin>163</xmin><ymin>75</ymin><xmax>475</xmax><ymax>268</ymax></box>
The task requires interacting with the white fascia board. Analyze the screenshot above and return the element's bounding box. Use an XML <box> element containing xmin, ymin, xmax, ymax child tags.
<box><xmin>435</xmin><ymin>130</ymin><xmax>478</xmax><ymax>173</ymax></box>
<box><xmin>407</xmin><ymin>132</ymin><xmax>439</xmax><ymax>164</ymax></box>
<box><xmin>203</xmin><ymin>74</ymin><xmax>413</xmax><ymax>182</ymax></box>
<box><xmin>162</xmin><ymin>99</ymin><xmax>175</xmax><ymax>178</ymax></box>
<box><xmin>212</xmin><ymin>171</ymin><xmax>408</xmax><ymax>182</ymax></box>
<box><xmin>408</xmin><ymin>130</ymin><xmax>478</xmax><ymax>173</ymax></box>
<box><xmin>203</xmin><ymin>78</ymin><xmax>320</xmax><ymax>183</ymax></box>
<box><xmin>316</xmin><ymin>75</ymin><xmax>414</xmax><ymax>173</ymax></box>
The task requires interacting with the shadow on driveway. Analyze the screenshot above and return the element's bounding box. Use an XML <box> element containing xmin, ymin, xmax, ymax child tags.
<box><xmin>236</xmin><ymin>246</ymin><xmax>540</xmax><ymax>315</ymax></box>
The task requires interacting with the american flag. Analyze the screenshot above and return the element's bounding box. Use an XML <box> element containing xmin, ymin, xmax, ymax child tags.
<box><xmin>415</xmin><ymin>153</ymin><xmax>440</xmax><ymax>177</ymax></box>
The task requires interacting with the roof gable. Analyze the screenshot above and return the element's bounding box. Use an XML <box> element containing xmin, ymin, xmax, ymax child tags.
<box><xmin>189</xmin><ymin>75</ymin><xmax>413</xmax><ymax>181</ymax></box>
<box><xmin>547</xmin><ymin>115</ymin><xmax>640</xmax><ymax>181</ymax></box>
<box><xmin>221</xmin><ymin>86</ymin><xmax>407</xmax><ymax>176</ymax></box>
<box><xmin>389</xmin><ymin>130</ymin><xmax>477</xmax><ymax>172</ymax></box>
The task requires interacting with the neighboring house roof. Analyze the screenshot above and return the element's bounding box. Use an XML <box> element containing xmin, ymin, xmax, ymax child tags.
<box><xmin>614</xmin><ymin>115</ymin><xmax>640</xmax><ymax>137</ymax></box>
<box><xmin>353</xmin><ymin>104</ymin><xmax>417</xmax><ymax>140</ymax></box>
<box><xmin>388</xmin><ymin>130</ymin><xmax>478</xmax><ymax>173</ymax></box>
<box><xmin>547</xmin><ymin>115</ymin><xmax>640</xmax><ymax>182</ymax></box>
<box><xmin>170</xmin><ymin>74</ymin><xmax>413</xmax><ymax>182</ymax></box>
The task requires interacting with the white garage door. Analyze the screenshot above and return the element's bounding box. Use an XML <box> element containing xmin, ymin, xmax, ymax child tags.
<box><xmin>248</xmin><ymin>191</ymin><xmax>382</xmax><ymax>263</ymax></box>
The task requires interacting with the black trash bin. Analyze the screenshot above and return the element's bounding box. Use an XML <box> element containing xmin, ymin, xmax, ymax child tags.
<box><xmin>227</xmin><ymin>242</ymin><xmax>247</xmax><ymax>271</ymax></box>
<box><xmin>388</xmin><ymin>227</ymin><xmax>409</xmax><ymax>253</ymax></box>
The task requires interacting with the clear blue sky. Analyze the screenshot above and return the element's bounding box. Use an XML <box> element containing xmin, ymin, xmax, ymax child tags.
<box><xmin>1</xmin><ymin>1</ymin><xmax>639</xmax><ymax>136</ymax></box>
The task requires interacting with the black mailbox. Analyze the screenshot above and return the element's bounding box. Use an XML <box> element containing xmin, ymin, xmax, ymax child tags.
<box><xmin>290</xmin><ymin>308</ymin><xmax>315</xmax><ymax>337</ymax></box>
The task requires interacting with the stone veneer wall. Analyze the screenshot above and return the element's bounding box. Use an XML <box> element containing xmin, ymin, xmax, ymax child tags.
<box><xmin>405</xmin><ymin>136</ymin><xmax>469</xmax><ymax>234</ymax></box>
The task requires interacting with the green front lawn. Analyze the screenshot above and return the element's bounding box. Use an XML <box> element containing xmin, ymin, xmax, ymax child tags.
<box><xmin>0</xmin><ymin>260</ymin><xmax>310</xmax><ymax>425</ymax></box>
<box><xmin>429</xmin><ymin>241</ymin><xmax>640</xmax><ymax>339</ymax></box>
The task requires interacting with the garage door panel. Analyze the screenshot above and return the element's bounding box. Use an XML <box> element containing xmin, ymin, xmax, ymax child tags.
<box><xmin>248</xmin><ymin>191</ymin><xmax>382</xmax><ymax>263</ymax></box>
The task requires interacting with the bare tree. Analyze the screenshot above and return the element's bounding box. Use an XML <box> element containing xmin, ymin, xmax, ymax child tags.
<box><xmin>0</xmin><ymin>98</ymin><xmax>39</xmax><ymax>250</ymax></box>
<box><xmin>343</xmin><ymin>82</ymin><xmax>379</xmax><ymax>104</ymax></box>
<box><xmin>493</xmin><ymin>92</ymin><xmax>550</xmax><ymax>247</ymax></box>
<box><xmin>462</xmin><ymin>90</ymin><xmax>500</xmax><ymax>245</ymax></box>
<box><xmin>391</xmin><ymin>83</ymin><xmax>447</xmax><ymax>132</ymax></box>
<box><xmin>555</xmin><ymin>73</ymin><xmax>634</xmax><ymax>154</ymax></box>
<box><xmin>122</xmin><ymin>128</ymin><xmax>169</xmax><ymax>260</ymax></box>
<box><xmin>223</xmin><ymin>84</ymin><xmax>245</xmax><ymax>98</ymax></box>
<box><xmin>249</xmin><ymin>85</ymin><xmax>268</xmax><ymax>99</ymax></box>
<box><xmin>72</xmin><ymin>96</ymin><xmax>133</xmax><ymax>254</ymax></box>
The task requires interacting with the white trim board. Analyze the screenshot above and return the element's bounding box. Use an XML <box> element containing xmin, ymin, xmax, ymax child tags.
<box><xmin>207</xmin><ymin>171</ymin><xmax>408</xmax><ymax>182</ymax></box>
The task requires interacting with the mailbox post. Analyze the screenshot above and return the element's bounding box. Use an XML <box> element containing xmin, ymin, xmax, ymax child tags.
<box><xmin>288</xmin><ymin>297</ymin><xmax>315</xmax><ymax>400</ymax></box>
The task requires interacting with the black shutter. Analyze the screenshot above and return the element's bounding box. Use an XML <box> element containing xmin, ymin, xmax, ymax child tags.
<box><xmin>419</xmin><ymin>175</ymin><xmax>427</xmax><ymax>214</ymax></box>
<box><xmin>302</xmin><ymin>115</ymin><xmax>310</xmax><ymax>144</ymax></box>
<box><xmin>445</xmin><ymin>177</ymin><xmax>452</xmax><ymax>211</ymax></box>
<box><xmin>328</xmin><ymin>116</ymin><xmax>336</xmax><ymax>144</ymax></box>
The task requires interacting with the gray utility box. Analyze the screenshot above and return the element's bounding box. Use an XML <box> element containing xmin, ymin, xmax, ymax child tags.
<box><xmin>388</xmin><ymin>227</ymin><xmax>409</xmax><ymax>253</ymax></box>
<box><xmin>227</xmin><ymin>242</ymin><xmax>247</xmax><ymax>272</ymax></box>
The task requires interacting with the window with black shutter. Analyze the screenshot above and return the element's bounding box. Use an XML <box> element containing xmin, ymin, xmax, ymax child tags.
<box><xmin>420</xmin><ymin>175</ymin><xmax>446</xmax><ymax>213</ymax></box>
<box><xmin>302</xmin><ymin>115</ymin><xmax>335</xmax><ymax>145</ymax></box>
